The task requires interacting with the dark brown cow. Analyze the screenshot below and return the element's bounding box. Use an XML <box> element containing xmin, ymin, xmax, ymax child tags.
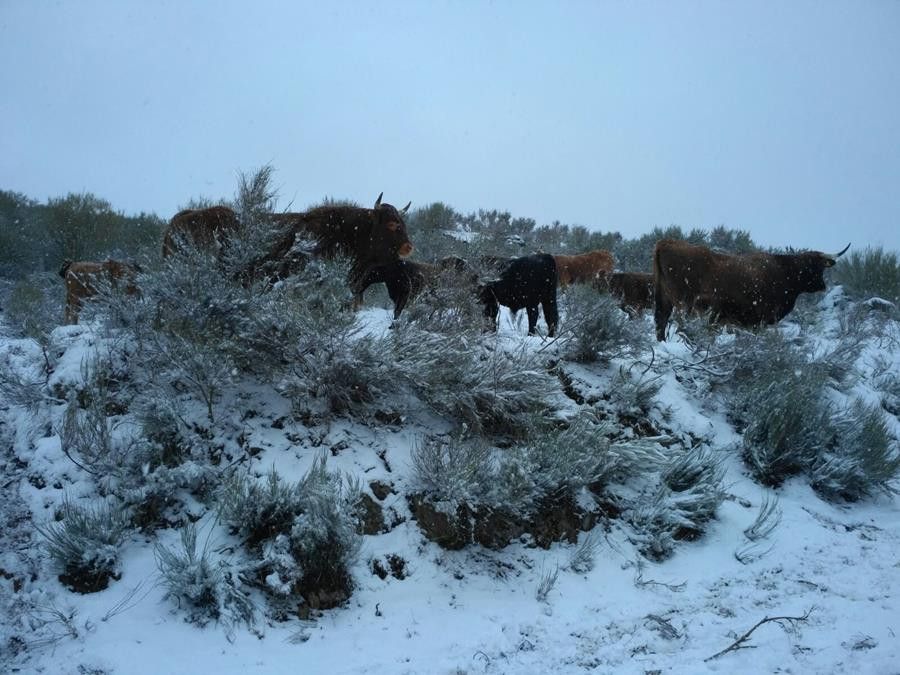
<box><xmin>607</xmin><ymin>271</ymin><xmax>654</xmax><ymax>317</ymax></box>
<box><xmin>357</xmin><ymin>256</ymin><xmax>470</xmax><ymax>320</ymax></box>
<box><xmin>553</xmin><ymin>250</ymin><xmax>615</xmax><ymax>287</ymax></box>
<box><xmin>263</xmin><ymin>193</ymin><xmax>414</xmax><ymax>295</ymax></box>
<box><xmin>162</xmin><ymin>194</ymin><xmax>414</xmax><ymax>294</ymax></box>
<box><xmin>162</xmin><ymin>205</ymin><xmax>240</xmax><ymax>257</ymax></box>
<box><xmin>653</xmin><ymin>239</ymin><xmax>850</xmax><ymax>341</ymax></box>
<box><xmin>59</xmin><ymin>259</ymin><xmax>142</xmax><ymax>325</ymax></box>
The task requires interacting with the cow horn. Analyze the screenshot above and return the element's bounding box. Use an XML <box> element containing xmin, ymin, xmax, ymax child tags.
<box><xmin>374</xmin><ymin>192</ymin><xmax>383</xmax><ymax>209</ymax></box>
<box><xmin>400</xmin><ymin>201</ymin><xmax>411</xmax><ymax>215</ymax></box>
<box><xmin>832</xmin><ymin>242</ymin><xmax>851</xmax><ymax>258</ymax></box>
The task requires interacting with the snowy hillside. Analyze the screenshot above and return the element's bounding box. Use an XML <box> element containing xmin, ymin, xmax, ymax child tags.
<box><xmin>1</xmin><ymin>270</ymin><xmax>899</xmax><ymax>675</ymax></box>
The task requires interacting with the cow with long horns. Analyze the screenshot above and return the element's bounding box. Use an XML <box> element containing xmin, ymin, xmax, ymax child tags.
<box><xmin>653</xmin><ymin>239</ymin><xmax>850</xmax><ymax>341</ymax></box>
<box><xmin>162</xmin><ymin>194</ymin><xmax>414</xmax><ymax>294</ymax></box>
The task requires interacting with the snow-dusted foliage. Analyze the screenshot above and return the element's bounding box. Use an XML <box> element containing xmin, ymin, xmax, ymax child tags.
<box><xmin>811</xmin><ymin>400</ymin><xmax>900</xmax><ymax>501</ymax></box>
<box><xmin>737</xmin><ymin>362</ymin><xmax>833</xmax><ymax>487</ymax></box>
<box><xmin>34</xmin><ymin>498</ymin><xmax>129</xmax><ymax>593</ymax></box>
<box><xmin>706</xmin><ymin>310</ymin><xmax>900</xmax><ymax>500</ymax></box>
<box><xmin>391</xmin><ymin>324</ymin><xmax>560</xmax><ymax>437</ymax></box>
<box><xmin>560</xmin><ymin>285</ymin><xmax>649</xmax><ymax>364</ymax></box>
<box><xmin>628</xmin><ymin>447</ymin><xmax>726</xmax><ymax>560</ymax></box>
<box><xmin>220</xmin><ymin>458</ymin><xmax>362</xmax><ymax>613</ymax></box>
<box><xmin>831</xmin><ymin>246</ymin><xmax>900</xmax><ymax>306</ymax></box>
<box><xmin>401</xmin><ymin>267</ymin><xmax>484</xmax><ymax>334</ymax></box>
<box><xmin>4</xmin><ymin>272</ymin><xmax>65</xmax><ymax>342</ymax></box>
<box><xmin>410</xmin><ymin>435</ymin><xmax>493</xmax><ymax>509</ymax></box>
<box><xmin>155</xmin><ymin>522</ymin><xmax>254</xmax><ymax>634</ymax></box>
<box><xmin>605</xmin><ymin>367</ymin><xmax>664</xmax><ymax>420</ymax></box>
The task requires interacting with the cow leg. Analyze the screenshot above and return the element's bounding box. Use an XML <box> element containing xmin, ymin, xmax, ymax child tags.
<box><xmin>542</xmin><ymin>295</ymin><xmax>559</xmax><ymax>337</ymax></box>
<box><xmin>526</xmin><ymin>305</ymin><xmax>539</xmax><ymax>335</ymax></box>
<box><xmin>654</xmin><ymin>285</ymin><xmax>672</xmax><ymax>342</ymax></box>
<box><xmin>481</xmin><ymin>293</ymin><xmax>499</xmax><ymax>332</ymax></box>
<box><xmin>392</xmin><ymin>290</ymin><xmax>410</xmax><ymax>321</ymax></box>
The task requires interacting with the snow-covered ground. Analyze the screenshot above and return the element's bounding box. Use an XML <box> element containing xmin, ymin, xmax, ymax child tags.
<box><xmin>2</xmin><ymin>296</ymin><xmax>899</xmax><ymax>675</ymax></box>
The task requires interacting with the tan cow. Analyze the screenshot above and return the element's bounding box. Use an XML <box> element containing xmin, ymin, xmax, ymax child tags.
<box><xmin>59</xmin><ymin>259</ymin><xmax>142</xmax><ymax>324</ymax></box>
<box><xmin>553</xmin><ymin>250</ymin><xmax>615</xmax><ymax>287</ymax></box>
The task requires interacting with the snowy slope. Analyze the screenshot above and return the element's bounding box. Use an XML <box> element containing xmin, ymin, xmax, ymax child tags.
<box><xmin>1</xmin><ymin>296</ymin><xmax>899</xmax><ymax>675</ymax></box>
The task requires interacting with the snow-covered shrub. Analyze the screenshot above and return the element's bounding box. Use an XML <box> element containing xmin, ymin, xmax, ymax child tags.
<box><xmin>560</xmin><ymin>286</ymin><xmax>649</xmax><ymax>364</ymax></box>
<box><xmin>605</xmin><ymin>367</ymin><xmax>664</xmax><ymax>420</ymax></box>
<box><xmin>411</xmin><ymin>418</ymin><xmax>637</xmax><ymax>549</ymax></box>
<box><xmin>743</xmin><ymin>494</ymin><xmax>782</xmax><ymax>542</ymax></box>
<box><xmin>739</xmin><ymin>373</ymin><xmax>833</xmax><ymax>487</ymax></box>
<box><xmin>35</xmin><ymin>498</ymin><xmax>129</xmax><ymax>593</ymax></box>
<box><xmin>219</xmin><ymin>468</ymin><xmax>304</xmax><ymax>548</ymax></box>
<box><xmin>0</xmin><ymin>349</ymin><xmax>48</xmax><ymax>410</ymax></box>
<box><xmin>58</xmin><ymin>389</ymin><xmax>114</xmax><ymax>474</ymax></box>
<box><xmin>725</xmin><ymin>329</ymin><xmax>814</xmax><ymax>420</ymax></box>
<box><xmin>155</xmin><ymin>522</ymin><xmax>254</xmax><ymax>634</ymax></box>
<box><xmin>401</xmin><ymin>264</ymin><xmax>484</xmax><ymax>334</ymax></box>
<box><xmin>811</xmin><ymin>400</ymin><xmax>900</xmax><ymax>501</ymax></box>
<box><xmin>391</xmin><ymin>325</ymin><xmax>559</xmax><ymax>437</ymax></box>
<box><xmin>628</xmin><ymin>447</ymin><xmax>725</xmax><ymax>560</ymax></box>
<box><xmin>831</xmin><ymin>246</ymin><xmax>900</xmax><ymax>305</ymax></box>
<box><xmin>4</xmin><ymin>272</ymin><xmax>64</xmax><ymax>343</ymax></box>
<box><xmin>874</xmin><ymin>367</ymin><xmax>900</xmax><ymax>418</ymax></box>
<box><xmin>221</xmin><ymin>458</ymin><xmax>362</xmax><ymax>612</ymax></box>
<box><xmin>410</xmin><ymin>435</ymin><xmax>493</xmax><ymax>508</ymax></box>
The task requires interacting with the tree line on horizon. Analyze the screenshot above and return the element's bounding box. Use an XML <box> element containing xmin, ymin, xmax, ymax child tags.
<box><xmin>0</xmin><ymin>187</ymin><xmax>758</xmax><ymax>280</ymax></box>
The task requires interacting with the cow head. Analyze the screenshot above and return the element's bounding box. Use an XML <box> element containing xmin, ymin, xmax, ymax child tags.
<box><xmin>794</xmin><ymin>243</ymin><xmax>850</xmax><ymax>292</ymax></box>
<box><xmin>370</xmin><ymin>192</ymin><xmax>414</xmax><ymax>263</ymax></box>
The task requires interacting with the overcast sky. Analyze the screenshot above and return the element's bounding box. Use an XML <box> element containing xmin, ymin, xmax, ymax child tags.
<box><xmin>1</xmin><ymin>1</ymin><xmax>898</xmax><ymax>251</ymax></box>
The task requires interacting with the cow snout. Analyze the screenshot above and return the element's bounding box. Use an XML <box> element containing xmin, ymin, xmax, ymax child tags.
<box><xmin>399</xmin><ymin>242</ymin><xmax>413</xmax><ymax>257</ymax></box>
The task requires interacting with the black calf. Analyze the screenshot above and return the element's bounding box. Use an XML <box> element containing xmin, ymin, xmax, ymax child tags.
<box><xmin>479</xmin><ymin>253</ymin><xmax>559</xmax><ymax>336</ymax></box>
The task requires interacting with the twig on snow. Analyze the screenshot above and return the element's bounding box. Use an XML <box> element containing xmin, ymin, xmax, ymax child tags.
<box><xmin>704</xmin><ymin>607</ymin><xmax>815</xmax><ymax>661</ymax></box>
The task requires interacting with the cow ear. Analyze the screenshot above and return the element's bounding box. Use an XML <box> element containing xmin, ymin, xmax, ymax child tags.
<box><xmin>824</xmin><ymin>256</ymin><xmax>836</xmax><ymax>268</ymax></box>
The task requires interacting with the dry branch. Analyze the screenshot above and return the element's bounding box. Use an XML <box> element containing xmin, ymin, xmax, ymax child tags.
<box><xmin>704</xmin><ymin>607</ymin><xmax>814</xmax><ymax>661</ymax></box>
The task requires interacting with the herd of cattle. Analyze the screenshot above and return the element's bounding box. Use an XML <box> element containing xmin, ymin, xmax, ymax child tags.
<box><xmin>59</xmin><ymin>194</ymin><xmax>851</xmax><ymax>341</ymax></box>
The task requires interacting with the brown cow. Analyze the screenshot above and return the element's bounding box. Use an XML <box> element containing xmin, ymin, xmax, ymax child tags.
<box><xmin>162</xmin><ymin>205</ymin><xmax>241</xmax><ymax>257</ymax></box>
<box><xmin>59</xmin><ymin>259</ymin><xmax>142</xmax><ymax>325</ymax></box>
<box><xmin>553</xmin><ymin>250</ymin><xmax>615</xmax><ymax>287</ymax></box>
<box><xmin>262</xmin><ymin>193</ymin><xmax>414</xmax><ymax>293</ymax></box>
<box><xmin>653</xmin><ymin>239</ymin><xmax>850</xmax><ymax>341</ymax></box>
<box><xmin>607</xmin><ymin>271</ymin><xmax>655</xmax><ymax>317</ymax></box>
<box><xmin>161</xmin><ymin>194</ymin><xmax>414</xmax><ymax>295</ymax></box>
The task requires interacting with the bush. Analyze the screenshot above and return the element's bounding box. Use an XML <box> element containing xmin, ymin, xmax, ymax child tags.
<box><xmin>560</xmin><ymin>286</ymin><xmax>649</xmax><ymax>364</ymax></box>
<box><xmin>4</xmin><ymin>272</ymin><xmax>64</xmax><ymax>343</ymax></box>
<box><xmin>392</xmin><ymin>325</ymin><xmax>560</xmax><ymax>437</ymax></box>
<box><xmin>831</xmin><ymin>246</ymin><xmax>900</xmax><ymax>304</ymax></box>
<box><xmin>739</xmin><ymin>372</ymin><xmax>834</xmax><ymax>487</ymax></box>
<box><xmin>628</xmin><ymin>447</ymin><xmax>726</xmax><ymax>560</ymax></box>
<box><xmin>35</xmin><ymin>499</ymin><xmax>129</xmax><ymax>593</ymax></box>
<box><xmin>155</xmin><ymin>522</ymin><xmax>254</xmax><ymax>635</ymax></box>
<box><xmin>220</xmin><ymin>458</ymin><xmax>362</xmax><ymax>612</ymax></box>
<box><xmin>811</xmin><ymin>401</ymin><xmax>900</xmax><ymax>501</ymax></box>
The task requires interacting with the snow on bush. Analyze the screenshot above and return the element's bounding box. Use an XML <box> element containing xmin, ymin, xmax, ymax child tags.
<box><xmin>219</xmin><ymin>457</ymin><xmax>362</xmax><ymax>613</ymax></box>
<box><xmin>155</xmin><ymin>521</ymin><xmax>254</xmax><ymax>636</ymax></box>
<box><xmin>35</xmin><ymin>498</ymin><xmax>129</xmax><ymax>593</ymax></box>
<box><xmin>560</xmin><ymin>285</ymin><xmax>649</xmax><ymax>364</ymax></box>
<box><xmin>627</xmin><ymin>446</ymin><xmax>726</xmax><ymax>560</ymax></box>
<box><xmin>831</xmin><ymin>246</ymin><xmax>900</xmax><ymax>306</ymax></box>
<box><xmin>391</xmin><ymin>324</ymin><xmax>560</xmax><ymax>437</ymax></box>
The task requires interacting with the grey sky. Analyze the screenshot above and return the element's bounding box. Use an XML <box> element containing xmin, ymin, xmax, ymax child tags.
<box><xmin>2</xmin><ymin>1</ymin><xmax>898</xmax><ymax>252</ymax></box>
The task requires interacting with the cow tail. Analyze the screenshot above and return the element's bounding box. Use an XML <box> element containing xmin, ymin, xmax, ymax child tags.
<box><xmin>59</xmin><ymin>259</ymin><xmax>72</xmax><ymax>278</ymax></box>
